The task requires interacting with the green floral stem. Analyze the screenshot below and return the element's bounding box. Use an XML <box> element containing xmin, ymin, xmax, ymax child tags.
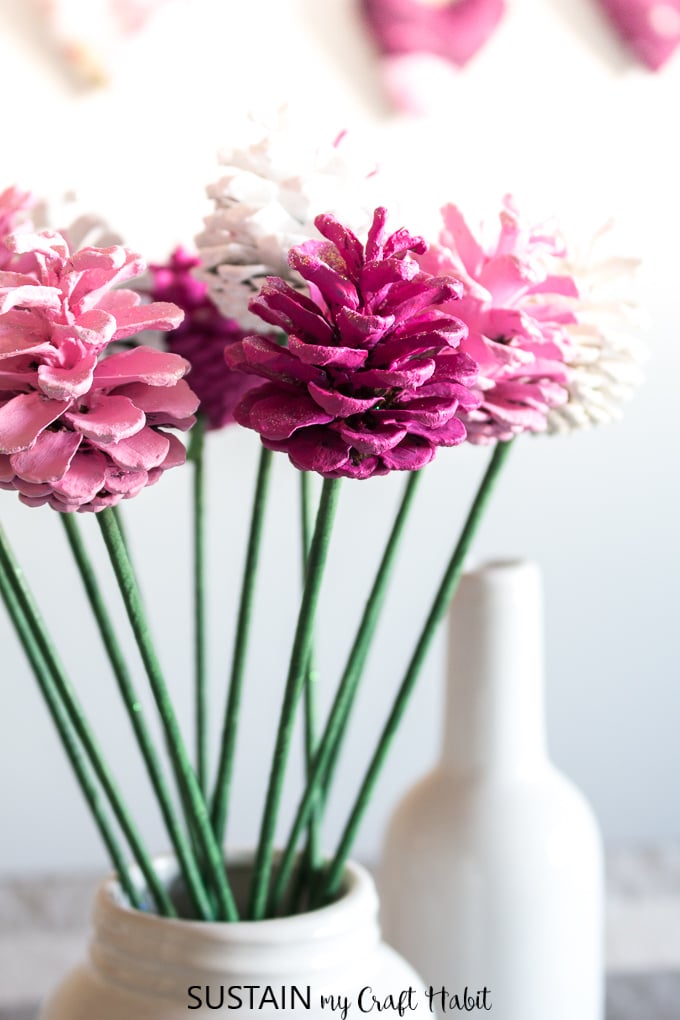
<box><xmin>314</xmin><ymin>472</ymin><xmax>426</xmax><ymax>811</ymax></box>
<box><xmin>268</xmin><ymin>469</ymin><xmax>422</xmax><ymax>915</ymax></box>
<box><xmin>110</xmin><ymin>502</ymin><xmax>210</xmax><ymax>895</ymax></box>
<box><xmin>60</xmin><ymin>514</ymin><xmax>214</xmax><ymax>921</ymax></box>
<box><xmin>249</xmin><ymin>477</ymin><xmax>342</xmax><ymax>921</ymax></box>
<box><xmin>97</xmin><ymin>509</ymin><xmax>239</xmax><ymax>923</ymax></box>
<box><xmin>211</xmin><ymin>446</ymin><xmax>273</xmax><ymax>844</ymax></box>
<box><xmin>302</xmin><ymin>658</ymin><xmax>322</xmax><ymax>877</ymax></box>
<box><xmin>0</xmin><ymin>565</ymin><xmax>141</xmax><ymax>910</ymax></box>
<box><xmin>300</xmin><ymin>471</ymin><xmax>322</xmax><ymax>876</ymax></box>
<box><xmin>189</xmin><ymin>416</ymin><xmax>209</xmax><ymax>796</ymax></box>
<box><xmin>318</xmin><ymin>440</ymin><xmax>513</xmax><ymax>904</ymax></box>
<box><xmin>111</xmin><ymin>505</ymin><xmax>132</xmax><ymax>559</ymax></box>
<box><xmin>0</xmin><ymin>524</ymin><xmax>172</xmax><ymax>916</ymax></box>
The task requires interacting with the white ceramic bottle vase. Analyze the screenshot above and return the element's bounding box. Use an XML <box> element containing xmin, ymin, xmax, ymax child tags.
<box><xmin>40</xmin><ymin>858</ymin><xmax>424</xmax><ymax>1019</ymax></box>
<box><xmin>379</xmin><ymin>559</ymin><xmax>604</xmax><ymax>1020</ymax></box>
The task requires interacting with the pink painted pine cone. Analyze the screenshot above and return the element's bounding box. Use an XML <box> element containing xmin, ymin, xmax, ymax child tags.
<box><xmin>149</xmin><ymin>247</ymin><xmax>261</xmax><ymax>431</ymax></box>
<box><xmin>420</xmin><ymin>198</ymin><xmax>572</xmax><ymax>443</ymax></box>
<box><xmin>0</xmin><ymin>231</ymin><xmax>198</xmax><ymax>512</ymax></box>
<box><xmin>0</xmin><ymin>187</ymin><xmax>36</xmax><ymax>270</ymax></box>
<box><xmin>227</xmin><ymin>208</ymin><xmax>480</xmax><ymax>478</ymax></box>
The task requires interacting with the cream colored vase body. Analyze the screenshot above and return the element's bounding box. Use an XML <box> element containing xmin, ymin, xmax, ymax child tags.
<box><xmin>380</xmin><ymin>560</ymin><xmax>604</xmax><ymax>1020</ymax></box>
<box><xmin>40</xmin><ymin>860</ymin><xmax>424</xmax><ymax>1019</ymax></box>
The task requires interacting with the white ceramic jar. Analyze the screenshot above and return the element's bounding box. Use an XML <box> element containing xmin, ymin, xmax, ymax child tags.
<box><xmin>379</xmin><ymin>560</ymin><xmax>605</xmax><ymax>1020</ymax></box>
<box><xmin>40</xmin><ymin>857</ymin><xmax>425</xmax><ymax>1018</ymax></box>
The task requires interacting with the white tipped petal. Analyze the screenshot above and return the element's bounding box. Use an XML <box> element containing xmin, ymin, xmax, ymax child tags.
<box><xmin>195</xmin><ymin>110</ymin><xmax>382</xmax><ymax>329</ymax></box>
<box><xmin>546</xmin><ymin>225</ymin><xmax>647</xmax><ymax>435</ymax></box>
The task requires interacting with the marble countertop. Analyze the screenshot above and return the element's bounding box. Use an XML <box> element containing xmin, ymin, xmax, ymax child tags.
<box><xmin>1</xmin><ymin>847</ymin><xmax>678</xmax><ymax>1018</ymax></box>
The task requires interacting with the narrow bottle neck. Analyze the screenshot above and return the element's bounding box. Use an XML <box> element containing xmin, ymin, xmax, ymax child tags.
<box><xmin>441</xmin><ymin>560</ymin><xmax>548</xmax><ymax>778</ymax></box>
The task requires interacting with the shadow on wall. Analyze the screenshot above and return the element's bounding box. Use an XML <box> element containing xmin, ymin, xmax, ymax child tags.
<box><xmin>546</xmin><ymin>0</ymin><xmax>630</xmax><ymax>70</ymax></box>
<box><xmin>296</xmin><ymin>0</ymin><xmax>393</xmax><ymax>116</ymax></box>
<box><xmin>0</xmin><ymin>0</ymin><xmax>86</xmax><ymax>91</ymax></box>
<box><xmin>298</xmin><ymin>0</ymin><xmax>642</xmax><ymax>108</ymax></box>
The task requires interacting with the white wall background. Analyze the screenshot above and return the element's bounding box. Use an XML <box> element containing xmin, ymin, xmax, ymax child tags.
<box><xmin>0</xmin><ymin>0</ymin><xmax>678</xmax><ymax>878</ymax></box>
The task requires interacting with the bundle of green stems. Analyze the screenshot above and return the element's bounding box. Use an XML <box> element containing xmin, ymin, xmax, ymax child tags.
<box><xmin>0</xmin><ymin>431</ymin><xmax>511</xmax><ymax>922</ymax></box>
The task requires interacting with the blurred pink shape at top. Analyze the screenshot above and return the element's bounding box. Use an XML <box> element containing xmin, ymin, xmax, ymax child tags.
<box><xmin>596</xmin><ymin>0</ymin><xmax>680</xmax><ymax>69</ymax></box>
<box><xmin>360</xmin><ymin>0</ymin><xmax>506</xmax><ymax>67</ymax></box>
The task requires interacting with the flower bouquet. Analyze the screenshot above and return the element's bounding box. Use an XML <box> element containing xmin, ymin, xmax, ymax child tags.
<box><xmin>0</xmin><ymin>120</ymin><xmax>644</xmax><ymax>1010</ymax></box>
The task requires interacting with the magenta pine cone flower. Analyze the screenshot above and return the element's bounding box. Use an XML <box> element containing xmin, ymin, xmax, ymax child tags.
<box><xmin>226</xmin><ymin>208</ymin><xmax>479</xmax><ymax>478</ymax></box>
<box><xmin>0</xmin><ymin>230</ymin><xmax>198</xmax><ymax>512</ymax></box>
<box><xmin>420</xmin><ymin>197</ymin><xmax>573</xmax><ymax>444</ymax></box>
<box><xmin>148</xmin><ymin>247</ymin><xmax>260</xmax><ymax>431</ymax></box>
